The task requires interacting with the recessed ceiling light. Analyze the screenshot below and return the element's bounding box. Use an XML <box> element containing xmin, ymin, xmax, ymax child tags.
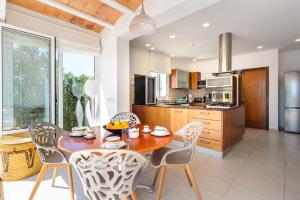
<box><xmin>145</xmin><ymin>44</ymin><xmax>151</xmax><ymax>47</ymax></box>
<box><xmin>202</xmin><ymin>22</ymin><xmax>210</xmax><ymax>27</ymax></box>
<box><xmin>193</xmin><ymin>58</ymin><xmax>197</xmax><ymax>62</ymax></box>
<box><xmin>169</xmin><ymin>34</ymin><xmax>176</xmax><ymax>39</ymax></box>
<box><xmin>188</xmin><ymin>42</ymin><xmax>194</xmax><ymax>47</ymax></box>
<box><xmin>257</xmin><ymin>45</ymin><xmax>264</xmax><ymax>49</ymax></box>
<box><xmin>295</xmin><ymin>38</ymin><xmax>300</xmax><ymax>42</ymax></box>
<box><xmin>171</xmin><ymin>54</ymin><xmax>175</xmax><ymax>57</ymax></box>
<box><xmin>150</xmin><ymin>47</ymin><xmax>155</xmax><ymax>50</ymax></box>
<box><xmin>197</xmin><ymin>56</ymin><xmax>205</xmax><ymax>59</ymax></box>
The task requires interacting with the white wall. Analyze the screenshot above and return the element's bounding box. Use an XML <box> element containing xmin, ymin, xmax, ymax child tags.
<box><xmin>96</xmin><ymin>29</ymin><xmax>118</xmax><ymax>125</ymax></box>
<box><xmin>130</xmin><ymin>46</ymin><xmax>171</xmax><ymax>82</ymax></box>
<box><xmin>189</xmin><ymin>49</ymin><xmax>279</xmax><ymax>130</ymax></box>
<box><xmin>278</xmin><ymin>49</ymin><xmax>300</xmax><ymax>129</ymax></box>
<box><xmin>117</xmin><ymin>39</ymin><xmax>130</xmax><ymax>113</ymax></box>
<box><xmin>171</xmin><ymin>57</ymin><xmax>191</xmax><ymax>71</ymax></box>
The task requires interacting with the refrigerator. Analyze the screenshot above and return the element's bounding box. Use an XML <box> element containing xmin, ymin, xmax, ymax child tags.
<box><xmin>285</xmin><ymin>72</ymin><xmax>300</xmax><ymax>133</ymax></box>
<box><xmin>134</xmin><ymin>76</ymin><xmax>156</xmax><ymax>105</ymax></box>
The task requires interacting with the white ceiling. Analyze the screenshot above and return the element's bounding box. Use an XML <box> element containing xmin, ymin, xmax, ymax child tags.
<box><xmin>130</xmin><ymin>0</ymin><xmax>300</xmax><ymax>59</ymax></box>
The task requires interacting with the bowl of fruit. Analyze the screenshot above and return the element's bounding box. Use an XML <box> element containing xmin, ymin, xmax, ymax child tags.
<box><xmin>103</xmin><ymin>120</ymin><xmax>130</xmax><ymax>134</ymax></box>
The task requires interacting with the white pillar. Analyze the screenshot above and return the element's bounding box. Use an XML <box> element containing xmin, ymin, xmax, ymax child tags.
<box><xmin>0</xmin><ymin>0</ymin><xmax>6</xmax><ymax>22</ymax></box>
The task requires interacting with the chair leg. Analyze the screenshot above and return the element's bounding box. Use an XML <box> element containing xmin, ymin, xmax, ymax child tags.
<box><xmin>131</xmin><ymin>191</ymin><xmax>138</xmax><ymax>200</ymax></box>
<box><xmin>185</xmin><ymin>164</ymin><xmax>202</xmax><ymax>200</ymax></box>
<box><xmin>67</xmin><ymin>165</ymin><xmax>75</xmax><ymax>200</ymax></box>
<box><xmin>156</xmin><ymin>166</ymin><xmax>167</xmax><ymax>200</ymax></box>
<box><xmin>152</xmin><ymin>167</ymin><xmax>161</xmax><ymax>187</ymax></box>
<box><xmin>29</xmin><ymin>164</ymin><xmax>48</xmax><ymax>200</ymax></box>
<box><xmin>184</xmin><ymin>168</ymin><xmax>193</xmax><ymax>187</ymax></box>
<box><xmin>51</xmin><ymin>168</ymin><xmax>58</xmax><ymax>187</ymax></box>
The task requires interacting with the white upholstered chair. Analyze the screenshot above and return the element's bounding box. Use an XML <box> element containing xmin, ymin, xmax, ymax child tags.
<box><xmin>70</xmin><ymin>149</ymin><xmax>148</xmax><ymax>200</ymax></box>
<box><xmin>150</xmin><ymin>121</ymin><xmax>203</xmax><ymax>200</ymax></box>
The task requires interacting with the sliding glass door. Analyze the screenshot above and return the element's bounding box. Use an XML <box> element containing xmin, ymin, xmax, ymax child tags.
<box><xmin>1</xmin><ymin>25</ymin><xmax>55</xmax><ymax>131</ymax></box>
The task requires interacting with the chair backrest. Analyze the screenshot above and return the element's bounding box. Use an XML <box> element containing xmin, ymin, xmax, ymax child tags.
<box><xmin>28</xmin><ymin>122</ymin><xmax>64</xmax><ymax>162</ymax></box>
<box><xmin>111</xmin><ymin>112</ymin><xmax>141</xmax><ymax>127</ymax></box>
<box><xmin>178</xmin><ymin>121</ymin><xmax>203</xmax><ymax>148</ymax></box>
<box><xmin>164</xmin><ymin>122</ymin><xmax>203</xmax><ymax>165</ymax></box>
<box><xmin>70</xmin><ymin>149</ymin><xmax>147</xmax><ymax>200</ymax></box>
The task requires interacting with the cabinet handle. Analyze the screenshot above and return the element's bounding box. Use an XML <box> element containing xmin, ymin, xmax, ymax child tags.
<box><xmin>202</xmin><ymin>141</ymin><xmax>210</xmax><ymax>144</ymax></box>
<box><xmin>199</xmin><ymin>112</ymin><xmax>210</xmax><ymax>115</ymax></box>
<box><xmin>203</xmin><ymin>121</ymin><xmax>210</xmax><ymax>125</ymax></box>
<box><xmin>175</xmin><ymin>110</ymin><xmax>183</xmax><ymax>113</ymax></box>
<box><xmin>202</xmin><ymin>131</ymin><xmax>210</xmax><ymax>134</ymax></box>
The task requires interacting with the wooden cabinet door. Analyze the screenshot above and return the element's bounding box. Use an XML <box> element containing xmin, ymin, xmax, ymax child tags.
<box><xmin>132</xmin><ymin>105</ymin><xmax>150</xmax><ymax>124</ymax></box>
<box><xmin>149</xmin><ymin>107</ymin><xmax>170</xmax><ymax>129</ymax></box>
<box><xmin>189</xmin><ymin>72</ymin><xmax>201</xmax><ymax>89</ymax></box>
<box><xmin>241</xmin><ymin>67</ymin><xmax>269</xmax><ymax>129</ymax></box>
<box><xmin>170</xmin><ymin>108</ymin><xmax>188</xmax><ymax>133</ymax></box>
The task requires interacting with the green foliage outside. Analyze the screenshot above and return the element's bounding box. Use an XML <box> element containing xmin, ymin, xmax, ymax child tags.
<box><xmin>63</xmin><ymin>72</ymin><xmax>93</xmax><ymax>131</ymax></box>
<box><xmin>4</xmin><ymin>45</ymin><xmax>49</xmax><ymax>130</ymax></box>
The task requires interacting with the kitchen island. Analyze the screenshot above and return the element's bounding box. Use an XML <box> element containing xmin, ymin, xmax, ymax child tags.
<box><xmin>132</xmin><ymin>104</ymin><xmax>245</xmax><ymax>158</ymax></box>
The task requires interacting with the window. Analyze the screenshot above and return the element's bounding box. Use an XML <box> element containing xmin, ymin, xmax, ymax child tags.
<box><xmin>1</xmin><ymin>26</ymin><xmax>55</xmax><ymax>131</ymax></box>
<box><xmin>56</xmin><ymin>51</ymin><xmax>95</xmax><ymax>131</ymax></box>
<box><xmin>150</xmin><ymin>72</ymin><xmax>167</xmax><ymax>97</ymax></box>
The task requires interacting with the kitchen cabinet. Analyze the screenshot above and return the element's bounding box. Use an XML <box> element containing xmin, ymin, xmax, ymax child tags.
<box><xmin>132</xmin><ymin>105</ymin><xmax>245</xmax><ymax>155</ymax></box>
<box><xmin>189</xmin><ymin>72</ymin><xmax>201</xmax><ymax>89</ymax></box>
<box><xmin>132</xmin><ymin>105</ymin><xmax>150</xmax><ymax>124</ymax></box>
<box><xmin>149</xmin><ymin>107</ymin><xmax>170</xmax><ymax>128</ymax></box>
<box><xmin>170</xmin><ymin>69</ymin><xmax>189</xmax><ymax>89</ymax></box>
<box><xmin>170</xmin><ymin>108</ymin><xmax>188</xmax><ymax>133</ymax></box>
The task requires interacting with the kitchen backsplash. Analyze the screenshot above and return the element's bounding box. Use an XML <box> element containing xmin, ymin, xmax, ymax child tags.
<box><xmin>130</xmin><ymin>82</ymin><xmax>206</xmax><ymax>106</ymax></box>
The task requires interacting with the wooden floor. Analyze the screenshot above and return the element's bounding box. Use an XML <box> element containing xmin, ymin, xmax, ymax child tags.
<box><xmin>3</xmin><ymin>128</ymin><xmax>300</xmax><ymax>200</ymax></box>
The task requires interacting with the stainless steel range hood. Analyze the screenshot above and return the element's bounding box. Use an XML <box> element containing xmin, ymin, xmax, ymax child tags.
<box><xmin>213</xmin><ymin>32</ymin><xmax>239</xmax><ymax>76</ymax></box>
<box><xmin>219</xmin><ymin>32</ymin><xmax>232</xmax><ymax>72</ymax></box>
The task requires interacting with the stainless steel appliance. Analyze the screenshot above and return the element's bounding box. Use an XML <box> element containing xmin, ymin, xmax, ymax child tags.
<box><xmin>285</xmin><ymin>72</ymin><xmax>300</xmax><ymax>133</ymax></box>
<box><xmin>206</xmin><ymin>76</ymin><xmax>237</xmax><ymax>106</ymax></box>
<box><xmin>134</xmin><ymin>76</ymin><xmax>156</xmax><ymax>105</ymax></box>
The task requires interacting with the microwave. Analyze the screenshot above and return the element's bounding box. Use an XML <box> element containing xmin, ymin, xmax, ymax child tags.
<box><xmin>206</xmin><ymin>76</ymin><xmax>235</xmax><ymax>88</ymax></box>
<box><xmin>134</xmin><ymin>76</ymin><xmax>156</xmax><ymax>105</ymax></box>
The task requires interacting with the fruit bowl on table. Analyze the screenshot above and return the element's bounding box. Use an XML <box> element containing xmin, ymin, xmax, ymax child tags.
<box><xmin>102</xmin><ymin>125</ymin><xmax>128</xmax><ymax>134</ymax></box>
<box><xmin>103</xmin><ymin>120</ymin><xmax>130</xmax><ymax>134</ymax></box>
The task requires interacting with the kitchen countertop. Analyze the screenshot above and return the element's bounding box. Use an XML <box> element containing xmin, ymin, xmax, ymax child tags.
<box><xmin>143</xmin><ymin>104</ymin><xmax>243</xmax><ymax>111</ymax></box>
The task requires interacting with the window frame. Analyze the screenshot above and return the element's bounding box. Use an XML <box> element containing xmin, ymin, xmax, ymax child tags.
<box><xmin>150</xmin><ymin>71</ymin><xmax>168</xmax><ymax>98</ymax></box>
<box><xmin>55</xmin><ymin>50</ymin><xmax>96</xmax><ymax>129</ymax></box>
<box><xmin>0</xmin><ymin>23</ymin><xmax>56</xmax><ymax>134</ymax></box>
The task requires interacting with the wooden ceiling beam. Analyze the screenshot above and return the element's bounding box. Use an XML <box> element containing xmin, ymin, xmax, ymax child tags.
<box><xmin>37</xmin><ymin>0</ymin><xmax>114</xmax><ymax>29</ymax></box>
<box><xmin>0</xmin><ymin>0</ymin><xmax>7</xmax><ymax>22</ymax></box>
<box><xmin>100</xmin><ymin>0</ymin><xmax>135</xmax><ymax>16</ymax></box>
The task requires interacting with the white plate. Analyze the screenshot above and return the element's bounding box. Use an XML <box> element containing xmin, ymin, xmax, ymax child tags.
<box><xmin>151</xmin><ymin>131</ymin><xmax>170</xmax><ymax>137</ymax></box>
<box><xmin>105</xmin><ymin>136</ymin><xmax>121</xmax><ymax>142</ymax></box>
<box><xmin>69</xmin><ymin>132</ymin><xmax>85</xmax><ymax>137</ymax></box>
<box><xmin>101</xmin><ymin>141</ymin><xmax>126</xmax><ymax>149</ymax></box>
<box><xmin>84</xmin><ymin>134</ymin><xmax>96</xmax><ymax>139</ymax></box>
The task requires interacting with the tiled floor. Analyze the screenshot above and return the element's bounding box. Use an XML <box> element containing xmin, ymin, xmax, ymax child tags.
<box><xmin>3</xmin><ymin>128</ymin><xmax>300</xmax><ymax>200</ymax></box>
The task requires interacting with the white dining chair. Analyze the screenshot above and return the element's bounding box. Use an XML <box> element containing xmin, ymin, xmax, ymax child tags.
<box><xmin>110</xmin><ymin>112</ymin><xmax>141</xmax><ymax>127</ymax></box>
<box><xmin>150</xmin><ymin>121</ymin><xmax>203</xmax><ymax>200</ymax></box>
<box><xmin>28</xmin><ymin>122</ymin><xmax>74</xmax><ymax>200</ymax></box>
<box><xmin>70</xmin><ymin>149</ymin><xmax>148</xmax><ymax>200</ymax></box>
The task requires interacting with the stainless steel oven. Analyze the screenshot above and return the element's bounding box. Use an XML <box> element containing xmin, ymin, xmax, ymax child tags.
<box><xmin>134</xmin><ymin>76</ymin><xmax>156</xmax><ymax>105</ymax></box>
<box><xmin>206</xmin><ymin>76</ymin><xmax>237</xmax><ymax>105</ymax></box>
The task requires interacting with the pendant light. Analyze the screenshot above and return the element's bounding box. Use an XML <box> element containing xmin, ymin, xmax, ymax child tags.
<box><xmin>129</xmin><ymin>3</ymin><xmax>156</xmax><ymax>35</ymax></box>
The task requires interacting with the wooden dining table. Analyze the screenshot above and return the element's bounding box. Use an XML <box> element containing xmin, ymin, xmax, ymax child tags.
<box><xmin>58</xmin><ymin>124</ymin><xmax>173</xmax><ymax>154</ymax></box>
<box><xmin>58</xmin><ymin>124</ymin><xmax>173</xmax><ymax>193</ymax></box>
